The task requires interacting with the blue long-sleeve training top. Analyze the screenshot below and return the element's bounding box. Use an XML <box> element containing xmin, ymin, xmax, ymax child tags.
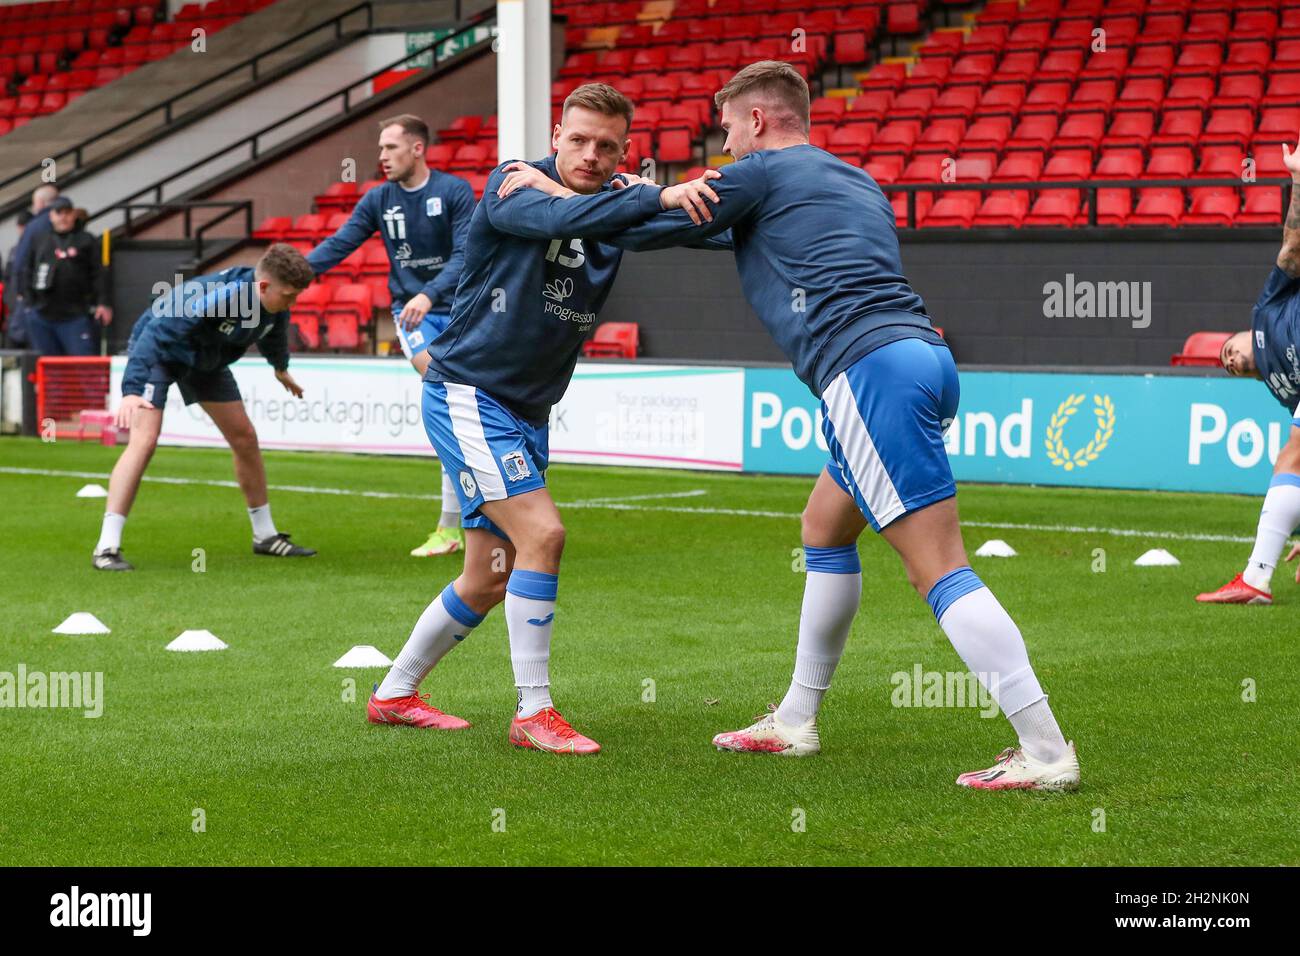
<box><xmin>606</xmin><ymin>143</ymin><xmax>944</xmax><ymax>397</ymax></box>
<box><xmin>1252</xmin><ymin>265</ymin><xmax>1300</xmax><ymax>411</ymax></box>
<box><xmin>306</xmin><ymin>170</ymin><xmax>476</xmax><ymax>312</ymax></box>
<box><xmin>423</xmin><ymin>154</ymin><xmax>664</xmax><ymax>424</ymax></box>
<box><xmin>120</xmin><ymin>266</ymin><xmax>289</xmax><ymax>397</ymax></box>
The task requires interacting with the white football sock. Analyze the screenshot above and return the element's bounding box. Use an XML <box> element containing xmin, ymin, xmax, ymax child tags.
<box><xmin>505</xmin><ymin>569</ymin><xmax>557</xmax><ymax>717</ymax></box>
<box><xmin>929</xmin><ymin>567</ymin><xmax>1066</xmax><ymax>763</ymax></box>
<box><xmin>376</xmin><ymin>582</ymin><xmax>484</xmax><ymax>700</ymax></box>
<box><xmin>1007</xmin><ymin>697</ymin><xmax>1068</xmax><ymax>764</ymax></box>
<box><xmin>439</xmin><ymin>470</ymin><xmax>461</xmax><ymax>530</ymax></box>
<box><xmin>248</xmin><ymin>503</ymin><xmax>276</xmax><ymax>542</ymax></box>
<box><xmin>95</xmin><ymin>512</ymin><xmax>126</xmax><ymax>554</ymax></box>
<box><xmin>1242</xmin><ymin>475</ymin><xmax>1300</xmax><ymax>591</ymax></box>
<box><xmin>775</xmin><ymin>545</ymin><xmax>862</xmax><ymax>726</ymax></box>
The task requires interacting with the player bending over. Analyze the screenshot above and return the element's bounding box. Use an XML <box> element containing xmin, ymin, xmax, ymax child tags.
<box><xmin>308</xmin><ymin>114</ymin><xmax>476</xmax><ymax>558</ymax></box>
<box><xmin>93</xmin><ymin>244</ymin><xmax>317</xmax><ymax>571</ymax></box>
<box><xmin>365</xmin><ymin>84</ymin><xmax>717</xmax><ymax>753</ymax></box>
<box><xmin>536</xmin><ymin>61</ymin><xmax>1079</xmax><ymax>790</ymax></box>
<box><xmin>1198</xmin><ymin>133</ymin><xmax>1300</xmax><ymax>605</ymax></box>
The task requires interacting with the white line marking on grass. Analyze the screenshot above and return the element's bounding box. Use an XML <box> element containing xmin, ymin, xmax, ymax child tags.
<box><xmin>1</xmin><ymin>466</ymin><xmax>1255</xmax><ymax>543</ymax></box>
<box><xmin>0</xmin><ymin>466</ymin><xmax>708</xmax><ymax>507</ymax></box>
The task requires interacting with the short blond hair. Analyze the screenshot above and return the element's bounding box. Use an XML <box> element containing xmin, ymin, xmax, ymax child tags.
<box><xmin>562</xmin><ymin>82</ymin><xmax>635</xmax><ymax>133</ymax></box>
<box><xmin>379</xmin><ymin>113</ymin><xmax>430</xmax><ymax>146</ymax></box>
<box><xmin>714</xmin><ymin>60</ymin><xmax>810</xmax><ymax>133</ymax></box>
<box><xmin>257</xmin><ymin>243</ymin><xmax>315</xmax><ymax>290</ymax></box>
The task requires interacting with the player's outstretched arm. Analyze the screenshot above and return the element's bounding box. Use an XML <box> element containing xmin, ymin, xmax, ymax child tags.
<box><xmin>485</xmin><ymin>162</ymin><xmax>665</xmax><ymax>239</ymax></box>
<box><xmin>605</xmin><ymin>161</ymin><xmax>764</xmax><ymax>252</ymax></box>
<box><xmin>1278</xmin><ymin>132</ymin><xmax>1300</xmax><ymax>275</ymax></box>
<box><xmin>305</xmin><ymin>191</ymin><xmax>380</xmax><ymax>276</ymax></box>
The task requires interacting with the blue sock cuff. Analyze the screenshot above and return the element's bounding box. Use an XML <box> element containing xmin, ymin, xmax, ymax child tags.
<box><xmin>804</xmin><ymin>544</ymin><xmax>862</xmax><ymax>574</ymax></box>
<box><xmin>1269</xmin><ymin>473</ymin><xmax>1300</xmax><ymax>490</ymax></box>
<box><xmin>441</xmin><ymin>583</ymin><xmax>485</xmax><ymax>629</ymax></box>
<box><xmin>926</xmin><ymin>566</ymin><xmax>985</xmax><ymax>623</ymax></box>
<box><xmin>507</xmin><ymin>569</ymin><xmax>558</xmax><ymax>601</ymax></box>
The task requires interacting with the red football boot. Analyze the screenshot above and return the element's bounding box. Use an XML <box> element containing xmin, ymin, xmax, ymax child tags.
<box><xmin>367</xmin><ymin>691</ymin><xmax>471</xmax><ymax>729</ymax></box>
<box><xmin>1195</xmin><ymin>573</ymin><xmax>1272</xmax><ymax>605</ymax></box>
<box><xmin>508</xmin><ymin>707</ymin><xmax>600</xmax><ymax>754</ymax></box>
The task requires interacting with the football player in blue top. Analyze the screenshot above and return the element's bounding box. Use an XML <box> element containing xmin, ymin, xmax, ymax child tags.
<box><xmin>308</xmin><ymin>114</ymin><xmax>477</xmax><ymax>559</ymax></box>
<box><xmin>365</xmin><ymin>84</ymin><xmax>718</xmax><ymax>752</ymax></box>
<box><xmin>535</xmin><ymin>62</ymin><xmax>1080</xmax><ymax>789</ymax></box>
<box><xmin>1199</xmin><ymin>132</ymin><xmax>1300</xmax><ymax>605</ymax></box>
<box><xmin>93</xmin><ymin>244</ymin><xmax>317</xmax><ymax>571</ymax></box>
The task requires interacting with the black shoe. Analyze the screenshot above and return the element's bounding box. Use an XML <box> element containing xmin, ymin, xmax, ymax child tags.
<box><xmin>92</xmin><ymin>548</ymin><xmax>134</xmax><ymax>571</ymax></box>
<box><xmin>253</xmin><ymin>532</ymin><xmax>316</xmax><ymax>557</ymax></box>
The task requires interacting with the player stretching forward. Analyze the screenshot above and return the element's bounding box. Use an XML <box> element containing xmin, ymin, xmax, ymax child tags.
<box><xmin>308</xmin><ymin>114</ymin><xmax>476</xmax><ymax>558</ymax></box>
<box><xmin>547</xmin><ymin>62</ymin><xmax>1078</xmax><ymax>789</ymax></box>
<box><xmin>1198</xmin><ymin>132</ymin><xmax>1300</xmax><ymax>604</ymax></box>
<box><xmin>365</xmin><ymin>84</ymin><xmax>716</xmax><ymax>753</ymax></box>
<box><xmin>93</xmin><ymin>244</ymin><xmax>317</xmax><ymax>571</ymax></box>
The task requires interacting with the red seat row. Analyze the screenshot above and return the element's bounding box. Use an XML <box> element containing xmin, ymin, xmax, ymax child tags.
<box><xmin>289</xmin><ymin>282</ymin><xmax>377</xmax><ymax>352</ymax></box>
<box><xmin>889</xmin><ymin>183</ymin><xmax>1283</xmax><ymax>228</ymax></box>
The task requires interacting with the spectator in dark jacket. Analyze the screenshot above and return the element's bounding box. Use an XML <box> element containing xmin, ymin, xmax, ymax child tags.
<box><xmin>20</xmin><ymin>196</ymin><xmax>111</xmax><ymax>356</ymax></box>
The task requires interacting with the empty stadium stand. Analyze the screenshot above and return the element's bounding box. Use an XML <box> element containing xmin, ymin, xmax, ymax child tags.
<box><xmin>0</xmin><ymin>0</ymin><xmax>277</xmax><ymax>138</ymax></box>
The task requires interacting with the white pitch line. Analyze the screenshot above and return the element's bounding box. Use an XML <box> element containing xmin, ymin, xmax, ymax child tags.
<box><xmin>0</xmin><ymin>466</ymin><xmax>707</xmax><ymax>508</ymax></box>
<box><xmin>0</xmin><ymin>465</ymin><xmax>1255</xmax><ymax>543</ymax></box>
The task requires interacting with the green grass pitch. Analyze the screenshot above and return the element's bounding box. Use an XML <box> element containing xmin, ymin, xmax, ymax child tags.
<box><xmin>1</xmin><ymin>436</ymin><xmax>1297</xmax><ymax>866</ymax></box>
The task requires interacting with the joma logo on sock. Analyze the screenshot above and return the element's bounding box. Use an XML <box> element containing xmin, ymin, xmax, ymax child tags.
<box><xmin>50</xmin><ymin>886</ymin><xmax>151</xmax><ymax>936</ymax></box>
<box><xmin>890</xmin><ymin>665</ymin><xmax>1000</xmax><ymax>718</ymax></box>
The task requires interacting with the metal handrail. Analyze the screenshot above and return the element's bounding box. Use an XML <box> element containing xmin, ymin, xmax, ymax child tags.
<box><xmin>0</xmin><ymin>1</ymin><xmax>378</xmax><ymax>199</ymax></box>
<box><xmin>90</xmin><ymin>11</ymin><xmax>494</xmax><ymax>239</ymax></box>
<box><xmin>106</xmin><ymin>199</ymin><xmax>253</xmax><ymax>262</ymax></box>
<box><xmin>881</xmin><ymin>175</ymin><xmax>1294</xmax><ymax>227</ymax></box>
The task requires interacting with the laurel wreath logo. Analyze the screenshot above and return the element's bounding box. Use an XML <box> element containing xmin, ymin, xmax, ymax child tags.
<box><xmin>1045</xmin><ymin>393</ymin><xmax>1115</xmax><ymax>470</ymax></box>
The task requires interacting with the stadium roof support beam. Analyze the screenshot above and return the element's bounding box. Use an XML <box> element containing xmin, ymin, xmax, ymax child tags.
<box><xmin>497</xmin><ymin>0</ymin><xmax>552</xmax><ymax>164</ymax></box>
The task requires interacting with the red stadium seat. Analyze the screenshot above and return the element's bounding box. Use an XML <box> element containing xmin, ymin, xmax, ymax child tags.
<box><xmin>324</xmin><ymin>283</ymin><xmax>372</xmax><ymax>350</ymax></box>
<box><xmin>1024</xmin><ymin>190</ymin><xmax>1082</xmax><ymax>226</ymax></box>
<box><xmin>1171</xmin><ymin>332</ymin><xmax>1232</xmax><ymax>367</ymax></box>
<box><xmin>972</xmin><ymin>191</ymin><xmax>1030</xmax><ymax>227</ymax></box>
<box><xmin>1238</xmin><ymin>186</ymin><xmax>1285</xmax><ymax>225</ymax></box>
<box><xmin>919</xmin><ymin>193</ymin><xmax>980</xmax><ymax>229</ymax></box>
<box><xmin>582</xmin><ymin>322</ymin><xmax>639</xmax><ymax>359</ymax></box>
<box><xmin>1127</xmin><ymin>188</ymin><xmax>1185</xmax><ymax>226</ymax></box>
<box><xmin>1181</xmin><ymin>188</ymin><xmax>1239</xmax><ymax>226</ymax></box>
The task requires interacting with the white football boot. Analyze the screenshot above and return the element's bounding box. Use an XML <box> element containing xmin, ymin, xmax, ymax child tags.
<box><xmin>956</xmin><ymin>742</ymin><xmax>1080</xmax><ymax>792</ymax></box>
<box><xmin>712</xmin><ymin>711</ymin><xmax>820</xmax><ymax>756</ymax></box>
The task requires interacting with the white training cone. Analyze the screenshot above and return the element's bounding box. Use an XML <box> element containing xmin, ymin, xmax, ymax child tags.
<box><xmin>333</xmin><ymin>645</ymin><xmax>393</xmax><ymax>668</ymax></box>
<box><xmin>75</xmin><ymin>483</ymin><xmax>108</xmax><ymax>498</ymax></box>
<box><xmin>165</xmin><ymin>630</ymin><xmax>228</xmax><ymax>652</ymax></box>
<box><xmin>53</xmin><ymin>612</ymin><xmax>110</xmax><ymax>635</ymax></box>
<box><xmin>975</xmin><ymin>539</ymin><xmax>1018</xmax><ymax>557</ymax></box>
<box><xmin>1134</xmin><ymin>548</ymin><xmax>1180</xmax><ymax>567</ymax></box>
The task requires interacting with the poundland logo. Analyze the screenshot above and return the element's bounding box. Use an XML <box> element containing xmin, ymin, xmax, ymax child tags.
<box><xmin>50</xmin><ymin>886</ymin><xmax>151</xmax><ymax>936</ymax></box>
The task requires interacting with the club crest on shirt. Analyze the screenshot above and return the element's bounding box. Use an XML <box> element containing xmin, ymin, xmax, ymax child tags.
<box><xmin>427</xmin><ymin>197</ymin><xmax>442</xmax><ymax>217</ymax></box>
<box><xmin>501</xmin><ymin>450</ymin><xmax>532</xmax><ymax>481</ymax></box>
<box><xmin>1257</xmin><ymin>330</ymin><xmax>1266</xmax><ymax>349</ymax></box>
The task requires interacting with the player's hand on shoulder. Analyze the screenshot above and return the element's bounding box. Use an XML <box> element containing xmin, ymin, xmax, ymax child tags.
<box><xmin>115</xmin><ymin>394</ymin><xmax>155</xmax><ymax>430</ymax></box>
<box><xmin>659</xmin><ymin>169</ymin><xmax>722</xmax><ymax>225</ymax></box>
<box><xmin>497</xmin><ymin>162</ymin><xmax>574</xmax><ymax>200</ymax></box>
<box><xmin>275</xmin><ymin>368</ymin><xmax>304</xmax><ymax>399</ymax></box>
